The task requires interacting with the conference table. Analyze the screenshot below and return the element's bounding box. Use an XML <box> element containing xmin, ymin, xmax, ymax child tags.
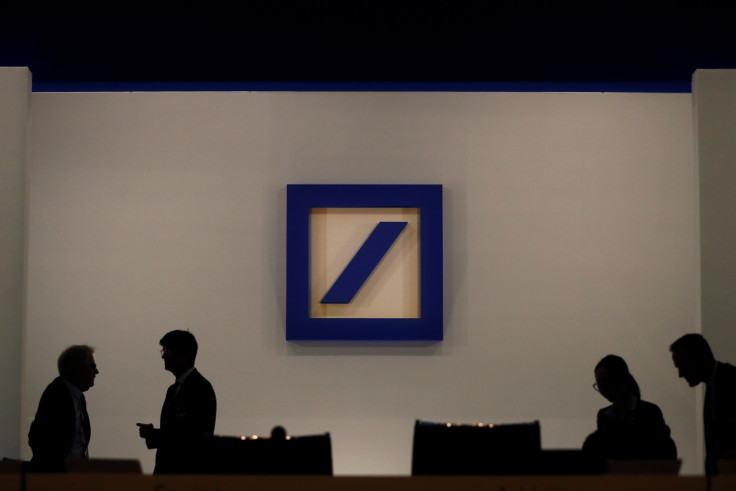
<box><xmin>12</xmin><ymin>473</ymin><xmax>736</xmax><ymax>491</ymax></box>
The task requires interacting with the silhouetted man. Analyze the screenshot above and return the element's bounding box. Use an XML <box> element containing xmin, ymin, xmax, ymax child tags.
<box><xmin>137</xmin><ymin>330</ymin><xmax>216</xmax><ymax>474</ymax></box>
<box><xmin>671</xmin><ymin>333</ymin><xmax>736</xmax><ymax>474</ymax></box>
<box><xmin>28</xmin><ymin>345</ymin><xmax>99</xmax><ymax>472</ymax></box>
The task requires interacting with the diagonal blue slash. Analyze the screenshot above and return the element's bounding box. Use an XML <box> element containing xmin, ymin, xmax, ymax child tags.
<box><xmin>321</xmin><ymin>221</ymin><xmax>408</xmax><ymax>304</ymax></box>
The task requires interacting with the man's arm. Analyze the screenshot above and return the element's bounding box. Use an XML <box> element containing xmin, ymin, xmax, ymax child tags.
<box><xmin>717</xmin><ymin>364</ymin><xmax>736</xmax><ymax>457</ymax></box>
<box><xmin>136</xmin><ymin>423</ymin><xmax>160</xmax><ymax>449</ymax></box>
<box><xmin>138</xmin><ymin>373</ymin><xmax>216</xmax><ymax>449</ymax></box>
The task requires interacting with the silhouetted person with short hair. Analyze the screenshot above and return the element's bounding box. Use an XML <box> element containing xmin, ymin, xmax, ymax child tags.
<box><xmin>28</xmin><ymin>345</ymin><xmax>99</xmax><ymax>472</ymax></box>
<box><xmin>583</xmin><ymin>354</ymin><xmax>677</xmax><ymax>461</ymax></box>
<box><xmin>137</xmin><ymin>330</ymin><xmax>216</xmax><ymax>474</ymax></box>
<box><xmin>671</xmin><ymin>333</ymin><xmax>736</xmax><ymax>474</ymax></box>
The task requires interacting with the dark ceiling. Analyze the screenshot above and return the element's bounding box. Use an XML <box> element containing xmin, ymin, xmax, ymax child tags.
<box><xmin>3</xmin><ymin>4</ymin><xmax>736</xmax><ymax>87</ymax></box>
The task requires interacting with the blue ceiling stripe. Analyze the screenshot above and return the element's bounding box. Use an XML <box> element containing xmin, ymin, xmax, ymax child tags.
<box><xmin>32</xmin><ymin>80</ymin><xmax>692</xmax><ymax>93</ymax></box>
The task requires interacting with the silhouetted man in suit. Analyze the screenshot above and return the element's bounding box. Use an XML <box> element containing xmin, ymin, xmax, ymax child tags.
<box><xmin>584</xmin><ymin>354</ymin><xmax>677</xmax><ymax>461</ymax></box>
<box><xmin>671</xmin><ymin>333</ymin><xmax>736</xmax><ymax>475</ymax></box>
<box><xmin>137</xmin><ymin>330</ymin><xmax>216</xmax><ymax>474</ymax></box>
<box><xmin>28</xmin><ymin>345</ymin><xmax>99</xmax><ymax>472</ymax></box>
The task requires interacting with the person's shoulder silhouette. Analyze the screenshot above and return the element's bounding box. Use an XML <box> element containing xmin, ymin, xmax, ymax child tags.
<box><xmin>28</xmin><ymin>345</ymin><xmax>99</xmax><ymax>472</ymax></box>
<box><xmin>583</xmin><ymin>354</ymin><xmax>676</xmax><ymax>461</ymax></box>
<box><xmin>137</xmin><ymin>330</ymin><xmax>216</xmax><ymax>474</ymax></box>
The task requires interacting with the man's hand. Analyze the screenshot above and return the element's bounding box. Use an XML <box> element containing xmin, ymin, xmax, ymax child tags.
<box><xmin>136</xmin><ymin>423</ymin><xmax>154</xmax><ymax>439</ymax></box>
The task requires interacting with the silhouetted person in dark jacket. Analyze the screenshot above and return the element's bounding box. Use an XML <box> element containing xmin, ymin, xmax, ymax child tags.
<box><xmin>28</xmin><ymin>345</ymin><xmax>99</xmax><ymax>472</ymax></box>
<box><xmin>583</xmin><ymin>354</ymin><xmax>677</xmax><ymax>461</ymax></box>
<box><xmin>671</xmin><ymin>333</ymin><xmax>736</xmax><ymax>475</ymax></box>
<box><xmin>137</xmin><ymin>330</ymin><xmax>216</xmax><ymax>474</ymax></box>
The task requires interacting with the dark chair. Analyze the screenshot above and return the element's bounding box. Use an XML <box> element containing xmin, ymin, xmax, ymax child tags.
<box><xmin>202</xmin><ymin>426</ymin><xmax>333</xmax><ymax>475</ymax></box>
<box><xmin>718</xmin><ymin>459</ymin><xmax>736</xmax><ymax>475</ymax></box>
<box><xmin>0</xmin><ymin>458</ymin><xmax>28</xmax><ymax>473</ymax></box>
<box><xmin>535</xmin><ymin>449</ymin><xmax>605</xmax><ymax>475</ymax></box>
<box><xmin>411</xmin><ymin>420</ymin><xmax>541</xmax><ymax>475</ymax></box>
<box><xmin>606</xmin><ymin>459</ymin><xmax>681</xmax><ymax>475</ymax></box>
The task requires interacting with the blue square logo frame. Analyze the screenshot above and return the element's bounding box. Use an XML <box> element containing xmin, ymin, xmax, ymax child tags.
<box><xmin>287</xmin><ymin>184</ymin><xmax>443</xmax><ymax>341</ymax></box>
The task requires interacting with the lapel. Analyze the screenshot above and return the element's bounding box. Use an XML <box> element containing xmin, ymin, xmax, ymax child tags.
<box><xmin>161</xmin><ymin>368</ymin><xmax>198</xmax><ymax>426</ymax></box>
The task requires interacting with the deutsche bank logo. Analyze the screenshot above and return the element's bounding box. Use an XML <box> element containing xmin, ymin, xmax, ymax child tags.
<box><xmin>286</xmin><ymin>185</ymin><xmax>443</xmax><ymax>341</ymax></box>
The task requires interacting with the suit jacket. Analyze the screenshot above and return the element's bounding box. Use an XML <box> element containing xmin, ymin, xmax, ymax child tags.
<box><xmin>704</xmin><ymin>361</ymin><xmax>736</xmax><ymax>474</ymax></box>
<box><xmin>28</xmin><ymin>377</ymin><xmax>89</xmax><ymax>472</ymax></box>
<box><xmin>146</xmin><ymin>368</ymin><xmax>216</xmax><ymax>474</ymax></box>
<box><xmin>583</xmin><ymin>399</ymin><xmax>677</xmax><ymax>461</ymax></box>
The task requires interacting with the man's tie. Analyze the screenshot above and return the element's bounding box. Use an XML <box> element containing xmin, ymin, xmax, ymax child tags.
<box><xmin>161</xmin><ymin>381</ymin><xmax>180</xmax><ymax>428</ymax></box>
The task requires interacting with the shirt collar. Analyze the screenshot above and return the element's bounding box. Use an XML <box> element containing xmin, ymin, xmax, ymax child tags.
<box><xmin>624</xmin><ymin>393</ymin><xmax>638</xmax><ymax>412</ymax></box>
<box><xmin>605</xmin><ymin>393</ymin><xmax>639</xmax><ymax>420</ymax></box>
<box><xmin>62</xmin><ymin>378</ymin><xmax>84</xmax><ymax>401</ymax></box>
<box><xmin>707</xmin><ymin>362</ymin><xmax>718</xmax><ymax>388</ymax></box>
<box><xmin>176</xmin><ymin>366</ymin><xmax>196</xmax><ymax>385</ymax></box>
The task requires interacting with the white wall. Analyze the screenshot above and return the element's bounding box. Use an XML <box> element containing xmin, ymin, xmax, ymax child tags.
<box><xmin>22</xmin><ymin>90</ymin><xmax>699</xmax><ymax>474</ymax></box>
<box><xmin>0</xmin><ymin>67</ymin><xmax>30</xmax><ymax>460</ymax></box>
<box><xmin>695</xmin><ymin>70</ymin><xmax>736</xmax><ymax>362</ymax></box>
